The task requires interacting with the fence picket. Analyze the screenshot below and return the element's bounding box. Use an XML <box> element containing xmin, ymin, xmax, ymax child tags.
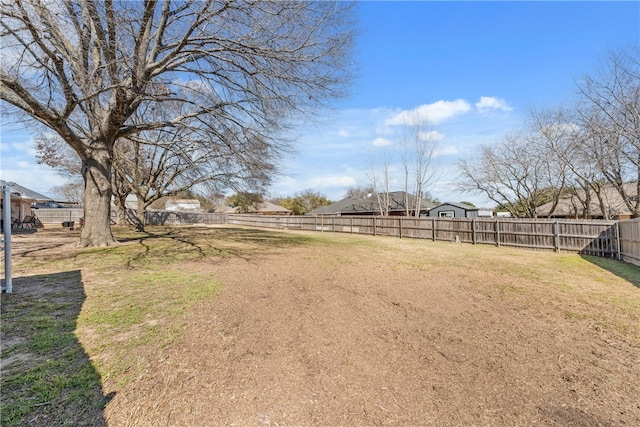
<box><xmin>43</xmin><ymin>210</ymin><xmax>627</xmax><ymax>263</ymax></box>
<box><xmin>221</xmin><ymin>214</ymin><xmax>628</xmax><ymax>258</ymax></box>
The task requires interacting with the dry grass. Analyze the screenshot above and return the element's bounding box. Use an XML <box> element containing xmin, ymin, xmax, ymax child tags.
<box><xmin>2</xmin><ymin>225</ymin><xmax>639</xmax><ymax>426</ymax></box>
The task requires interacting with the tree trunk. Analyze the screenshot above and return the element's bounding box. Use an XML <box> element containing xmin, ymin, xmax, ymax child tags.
<box><xmin>115</xmin><ymin>205</ymin><xmax>129</xmax><ymax>226</ymax></box>
<box><xmin>135</xmin><ymin>197</ymin><xmax>146</xmax><ymax>232</ymax></box>
<box><xmin>79</xmin><ymin>151</ymin><xmax>117</xmax><ymax>247</ymax></box>
<box><xmin>112</xmin><ymin>195</ymin><xmax>129</xmax><ymax>226</ymax></box>
<box><xmin>112</xmin><ymin>173</ymin><xmax>132</xmax><ymax>226</ymax></box>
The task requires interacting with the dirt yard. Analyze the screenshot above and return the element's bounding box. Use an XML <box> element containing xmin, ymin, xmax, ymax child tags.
<box><xmin>3</xmin><ymin>226</ymin><xmax>640</xmax><ymax>426</ymax></box>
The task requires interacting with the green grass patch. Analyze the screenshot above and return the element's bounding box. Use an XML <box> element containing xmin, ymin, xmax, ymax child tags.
<box><xmin>1</xmin><ymin>281</ymin><xmax>109</xmax><ymax>427</ymax></box>
<box><xmin>580</xmin><ymin>255</ymin><xmax>640</xmax><ymax>287</ymax></box>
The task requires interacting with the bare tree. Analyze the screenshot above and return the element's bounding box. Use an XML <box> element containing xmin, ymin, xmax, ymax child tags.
<box><xmin>51</xmin><ymin>182</ymin><xmax>83</xmax><ymax>205</ymax></box>
<box><xmin>113</xmin><ymin>102</ymin><xmax>277</xmax><ymax>231</ymax></box>
<box><xmin>526</xmin><ymin>48</ymin><xmax>640</xmax><ymax>219</ymax></box>
<box><xmin>35</xmin><ymin>132</ymin><xmax>87</xmax><ymax>207</ymax></box>
<box><xmin>457</xmin><ymin>48</ymin><xmax>639</xmax><ymax>218</ymax></box>
<box><xmin>111</xmin><ymin>167</ymin><xmax>132</xmax><ymax>226</ymax></box>
<box><xmin>458</xmin><ymin>131</ymin><xmax>567</xmax><ymax>218</ymax></box>
<box><xmin>575</xmin><ymin>47</ymin><xmax>640</xmax><ymax>216</ymax></box>
<box><xmin>344</xmin><ymin>184</ymin><xmax>375</xmax><ymax>199</ymax></box>
<box><xmin>1</xmin><ymin>0</ymin><xmax>355</xmax><ymax>246</ymax></box>
<box><xmin>36</xmin><ymin>132</ymin><xmax>136</xmax><ymax>225</ymax></box>
<box><xmin>530</xmin><ymin>107</ymin><xmax>613</xmax><ymax>218</ymax></box>
<box><xmin>402</xmin><ymin>124</ymin><xmax>438</xmax><ymax>217</ymax></box>
<box><xmin>368</xmin><ymin>152</ymin><xmax>392</xmax><ymax>216</ymax></box>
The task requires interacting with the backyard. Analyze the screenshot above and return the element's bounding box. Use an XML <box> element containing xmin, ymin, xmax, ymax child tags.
<box><xmin>1</xmin><ymin>225</ymin><xmax>639</xmax><ymax>426</ymax></box>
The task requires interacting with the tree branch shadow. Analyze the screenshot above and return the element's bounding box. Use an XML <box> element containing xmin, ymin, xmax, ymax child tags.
<box><xmin>116</xmin><ymin>226</ymin><xmax>316</xmax><ymax>265</ymax></box>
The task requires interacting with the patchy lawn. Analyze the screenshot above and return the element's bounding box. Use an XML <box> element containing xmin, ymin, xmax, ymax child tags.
<box><xmin>2</xmin><ymin>225</ymin><xmax>639</xmax><ymax>426</ymax></box>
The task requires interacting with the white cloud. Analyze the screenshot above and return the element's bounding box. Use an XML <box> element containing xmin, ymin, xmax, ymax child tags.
<box><xmin>0</xmin><ymin>159</ymin><xmax>65</xmax><ymax>197</ymax></box>
<box><xmin>372</xmin><ymin>137</ymin><xmax>393</xmax><ymax>147</ymax></box>
<box><xmin>385</xmin><ymin>100</ymin><xmax>471</xmax><ymax>126</ymax></box>
<box><xmin>475</xmin><ymin>96</ymin><xmax>513</xmax><ymax>113</ymax></box>
<box><xmin>433</xmin><ymin>144</ymin><xmax>460</xmax><ymax>157</ymax></box>
<box><xmin>309</xmin><ymin>175</ymin><xmax>356</xmax><ymax>188</ymax></box>
<box><xmin>418</xmin><ymin>130</ymin><xmax>444</xmax><ymax>142</ymax></box>
<box><xmin>268</xmin><ymin>102</ymin><xmax>521</xmax><ymax>201</ymax></box>
<box><xmin>337</xmin><ymin>129</ymin><xmax>350</xmax><ymax>138</ymax></box>
<box><xmin>270</xmin><ymin>173</ymin><xmax>359</xmax><ymax>200</ymax></box>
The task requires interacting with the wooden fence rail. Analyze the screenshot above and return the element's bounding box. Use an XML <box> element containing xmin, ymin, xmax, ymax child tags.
<box><xmin>35</xmin><ymin>209</ymin><xmax>637</xmax><ymax>263</ymax></box>
<box><xmin>32</xmin><ymin>208</ymin><xmax>84</xmax><ymax>225</ymax></box>
<box><xmin>226</xmin><ymin>214</ymin><xmax>623</xmax><ymax>257</ymax></box>
<box><xmin>145</xmin><ymin>211</ymin><xmax>228</xmax><ymax>226</ymax></box>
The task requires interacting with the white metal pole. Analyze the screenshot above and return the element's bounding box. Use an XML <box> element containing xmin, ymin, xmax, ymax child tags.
<box><xmin>2</xmin><ymin>185</ymin><xmax>12</xmax><ymax>293</ymax></box>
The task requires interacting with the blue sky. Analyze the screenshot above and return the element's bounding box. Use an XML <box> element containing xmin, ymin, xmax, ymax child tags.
<box><xmin>1</xmin><ymin>1</ymin><xmax>639</xmax><ymax>207</ymax></box>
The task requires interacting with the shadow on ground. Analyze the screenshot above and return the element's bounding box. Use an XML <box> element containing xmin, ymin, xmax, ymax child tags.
<box><xmin>115</xmin><ymin>225</ymin><xmax>317</xmax><ymax>265</ymax></box>
<box><xmin>119</xmin><ymin>225</ymin><xmax>315</xmax><ymax>246</ymax></box>
<box><xmin>1</xmin><ymin>271</ymin><xmax>113</xmax><ymax>426</ymax></box>
<box><xmin>580</xmin><ymin>255</ymin><xmax>640</xmax><ymax>288</ymax></box>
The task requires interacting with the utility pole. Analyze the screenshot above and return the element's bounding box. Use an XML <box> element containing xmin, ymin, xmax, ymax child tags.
<box><xmin>2</xmin><ymin>184</ymin><xmax>12</xmax><ymax>293</ymax></box>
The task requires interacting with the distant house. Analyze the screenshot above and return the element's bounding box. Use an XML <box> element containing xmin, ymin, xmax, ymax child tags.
<box><xmin>224</xmin><ymin>201</ymin><xmax>291</xmax><ymax>215</ymax></box>
<box><xmin>428</xmin><ymin>202</ymin><xmax>479</xmax><ymax>218</ymax></box>
<box><xmin>307</xmin><ymin>191</ymin><xmax>437</xmax><ymax>216</ymax></box>
<box><xmin>477</xmin><ymin>209</ymin><xmax>494</xmax><ymax>218</ymax></box>
<box><xmin>1</xmin><ymin>180</ymin><xmax>52</xmax><ymax>224</ymax></box>
<box><xmin>535</xmin><ymin>183</ymin><xmax>638</xmax><ymax>220</ymax></box>
<box><xmin>165</xmin><ymin>199</ymin><xmax>202</xmax><ymax>212</ymax></box>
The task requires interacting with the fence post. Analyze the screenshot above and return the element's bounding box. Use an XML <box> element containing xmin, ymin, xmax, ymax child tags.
<box><xmin>432</xmin><ymin>217</ymin><xmax>436</xmax><ymax>241</ymax></box>
<box><xmin>2</xmin><ymin>184</ymin><xmax>12</xmax><ymax>294</ymax></box>
<box><xmin>615</xmin><ymin>221</ymin><xmax>621</xmax><ymax>260</ymax></box>
<box><xmin>472</xmin><ymin>218</ymin><xmax>476</xmax><ymax>245</ymax></box>
<box><xmin>350</xmin><ymin>217</ymin><xmax>354</xmax><ymax>234</ymax></box>
<box><xmin>399</xmin><ymin>217</ymin><xmax>403</xmax><ymax>238</ymax></box>
<box><xmin>332</xmin><ymin>216</ymin><xmax>336</xmax><ymax>232</ymax></box>
<box><xmin>553</xmin><ymin>220</ymin><xmax>560</xmax><ymax>253</ymax></box>
<box><xmin>373</xmin><ymin>217</ymin><xmax>377</xmax><ymax>236</ymax></box>
<box><xmin>495</xmin><ymin>218</ymin><xmax>500</xmax><ymax>247</ymax></box>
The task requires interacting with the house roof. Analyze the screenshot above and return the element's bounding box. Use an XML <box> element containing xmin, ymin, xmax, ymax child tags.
<box><xmin>307</xmin><ymin>191</ymin><xmax>437</xmax><ymax>215</ymax></box>
<box><xmin>535</xmin><ymin>182</ymin><xmax>638</xmax><ymax>218</ymax></box>
<box><xmin>432</xmin><ymin>202</ymin><xmax>479</xmax><ymax>211</ymax></box>
<box><xmin>0</xmin><ymin>180</ymin><xmax>52</xmax><ymax>202</ymax></box>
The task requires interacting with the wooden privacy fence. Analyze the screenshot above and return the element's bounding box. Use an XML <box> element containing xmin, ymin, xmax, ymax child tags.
<box><xmin>227</xmin><ymin>214</ymin><xmax>624</xmax><ymax>258</ymax></box>
<box><xmin>38</xmin><ymin>209</ymin><xmax>636</xmax><ymax>262</ymax></box>
<box><xmin>145</xmin><ymin>211</ymin><xmax>228</xmax><ymax>226</ymax></box>
<box><xmin>619</xmin><ymin>218</ymin><xmax>640</xmax><ymax>266</ymax></box>
<box><xmin>32</xmin><ymin>208</ymin><xmax>84</xmax><ymax>225</ymax></box>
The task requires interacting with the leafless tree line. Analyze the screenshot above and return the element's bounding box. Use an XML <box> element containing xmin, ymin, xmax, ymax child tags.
<box><xmin>459</xmin><ymin>47</ymin><xmax>640</xmax><ymax>219</ymax></box>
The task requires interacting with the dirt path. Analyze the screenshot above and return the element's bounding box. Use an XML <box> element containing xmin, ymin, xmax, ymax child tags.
<box><xmin>101</xmin><ymin>238</ymin><xmax>640</xmax><ymax>426</ymax></box>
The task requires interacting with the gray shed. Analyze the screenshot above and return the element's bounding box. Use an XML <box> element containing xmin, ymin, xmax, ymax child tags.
<box><xmin>428</xmin><ymin>202</ymin><xmax>479</xmax><ymax>218</ymax></box>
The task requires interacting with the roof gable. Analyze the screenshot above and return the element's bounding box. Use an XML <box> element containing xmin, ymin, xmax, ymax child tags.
<box><xmin>0</xmin><ymin>180</ymin><xmax>52</xmax><ymax>202</ymax></box>
<box><xmin>433</xmin><ymin>202</ymin><xmax>479</xmax><ymax>211</ymax></box>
